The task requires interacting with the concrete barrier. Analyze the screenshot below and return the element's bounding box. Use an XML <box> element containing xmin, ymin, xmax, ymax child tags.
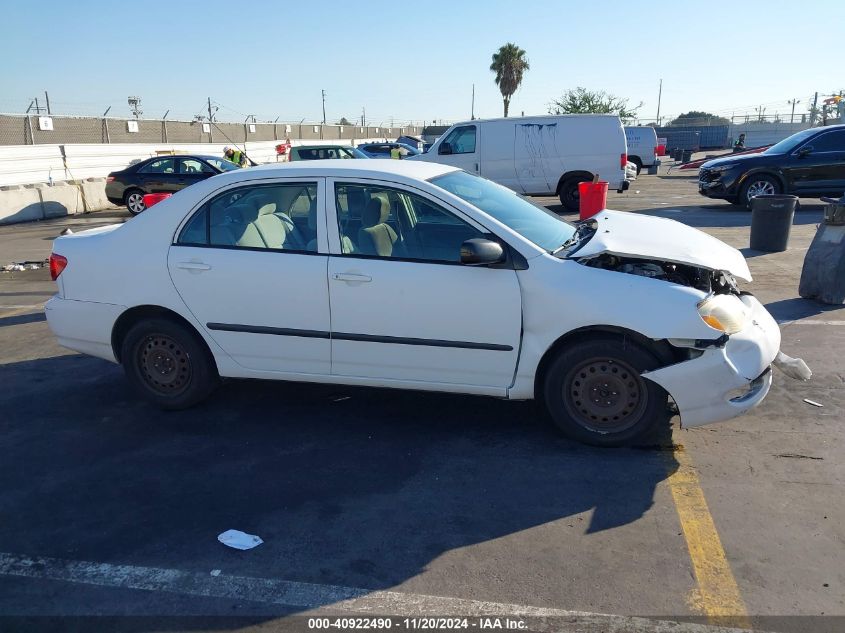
<box><xmin>0</xmin><ymin>185</ymin><xmax>44</xmax><ymax>225</ymax></box>
<box><xmin>38</xmin><ymin>181</ymin><xmax>85</xmax><ymax>218</ymax></box>
<box><xmin>79</xmin><ymin>178</ymin><xmax>111</xmax><ymax>212</ymax></box>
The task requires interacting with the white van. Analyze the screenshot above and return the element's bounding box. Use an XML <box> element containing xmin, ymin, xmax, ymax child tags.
<box><xmin>624</xmin><ymin>126</ymin><xmax>660</xmax><ymax>174</ymax></box>
<box><xmin>409</xmin><ymin>115</ymin><xmax>628</xmax><ymax>211</ymax></box>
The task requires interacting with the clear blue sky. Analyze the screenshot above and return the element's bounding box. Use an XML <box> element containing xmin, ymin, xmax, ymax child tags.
<box><xmin>0</xmin><ymin>0</ymin><xmax>840</xmax><ymax>125</ymax></box>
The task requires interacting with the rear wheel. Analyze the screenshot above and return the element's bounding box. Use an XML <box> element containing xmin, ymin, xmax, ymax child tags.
<box><xmin>739</xmin><ymin>175</ymin><xmax>780</xmax><ymax>209</ymax></box>
<box><xmin>124</xmin><ymin>189</ymin><xmax>146</xmax><ymax>215</ymax></box>
<box><xmin>120</xmin><ymin>317</ymin><xmax>219</xmax><ymax>410</ymax></box>
<box><xmin>629</xmin><ymin>157</ymin><xmax>643</xmax><ymax>175</ymax></box>
<box><xmin>558</xmin><ymin>178</ymin><xmax>586</xmax><ymax>212</ymax></box>
<box><xmin>543</xmin><ymin>336</ymin><xmax>670</xmax><ymax>446</ymax></box>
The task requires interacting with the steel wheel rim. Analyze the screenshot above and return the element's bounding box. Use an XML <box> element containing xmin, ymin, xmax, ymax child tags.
<box><xmin>138</xmin><ymin>334</ymin><xmax>192</xmax><ymax>396</ymax></box>
<box><xmin>746</xmin><ymin>180</ymin><xmax>775</xmax><ymax>201</ymax></box>
<box><xmin>127</xmin><ymin>193</ymin><xmax>145</xmax><ymax>213</ymax></box>
<box><xmin>562</xmin><ymin>357</ymin><xmax>648</xmax><ymax>434</ymax></box>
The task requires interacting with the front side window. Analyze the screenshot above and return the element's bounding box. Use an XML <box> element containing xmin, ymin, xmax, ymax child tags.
<box><xmin>179</xmin><ymin>158</ymin><xmax>215</xmax><ymax>174</ymax></box>
<box><xmin>334</xmin><ymin>183</ymin><xmax>483</xmax><ymax>262</ymax></box>
<box><xmin>441</xmin><ymin>125</ymin><xmax>477</xmax><ymax>154</ymax></box>
<box><xmin>802</xmin><ymin>131</ymin><xmax>845</xmax><ymax>153</ymax></box>
<box><xmin>139</xmin><ymin>158</ymin><xmax>176</xmax><ymax>174</ymax></box>
<box><xmin>431</xmin><ymin>170</ymin><xmax>575</xmax><ymax>252</ymax></box>
<box><xmin>177</xmin><ymin>182</ymin><xmax>318</xmax><ymax>252</ymax></box>
<box><xmin>205</xmin><ymin>158</ymin><xmax>240</xmax><ymax>172</ymax></box>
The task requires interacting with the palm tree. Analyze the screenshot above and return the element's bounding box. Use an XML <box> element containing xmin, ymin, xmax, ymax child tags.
<box><xmin>490</xmin><ymin>43</ymin><xmax>529</xmax><ymax>117</ymax></box>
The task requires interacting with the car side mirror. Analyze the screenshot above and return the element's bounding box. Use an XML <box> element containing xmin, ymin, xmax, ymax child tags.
<box><xmin>798</xmin><ymin>146</ymin><xmax>812</xmax><ymax>157</ymax></box>
<box><xmin>460</xmin><ymin>238</ymin><xmax>505</xmax><ymax>266</ymax></box>
<box><xmin>439</xmin><ymin>142</ymin><xmax>453</xmax><ymax>155</ymax></box>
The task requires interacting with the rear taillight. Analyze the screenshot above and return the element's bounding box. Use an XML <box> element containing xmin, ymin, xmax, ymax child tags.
<box><xmin>621</xmin><ymin>153</ymin><xmax>627</xmax><ymax>169</ymax></box>
<box><xmin>106</xmin><ymin>176</ymin><xmax>115</xmax><ymax>183</ymax></box>
<box><xmin>49</xmin><ymin>253</ymin><xmax>67</xmax><ymax>281</ymax></box>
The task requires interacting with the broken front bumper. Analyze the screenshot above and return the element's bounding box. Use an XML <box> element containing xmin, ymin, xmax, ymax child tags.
<box><xmin>642</xmin><ymin>294</ymin><xmax>781</xmax><ymax>428</ymax></box>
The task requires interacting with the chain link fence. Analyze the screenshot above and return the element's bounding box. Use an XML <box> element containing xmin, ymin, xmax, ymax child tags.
<box><xmin>0</xmin><ymin>114</ymin><xmax>428</xmax><ymax>146</ymax></box>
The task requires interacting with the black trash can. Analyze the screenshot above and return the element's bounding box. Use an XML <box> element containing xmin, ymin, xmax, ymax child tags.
<box><xmin>682</xmin><ymin>149</ymin><xmax>693</xmax><ymax>163</ymax></box>
<box><xmin>750</xmin><ymin>194</ymin><xmax>798</xmax><ymax>252</ymax></box>
<box><xmin>673</xmin><ymin>148</ymin><xmax>683</xmax><ymax>161</ymax></box>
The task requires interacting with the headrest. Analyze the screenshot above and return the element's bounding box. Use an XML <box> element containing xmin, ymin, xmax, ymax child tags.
<box><xmin>307</xmin><ymin>198</ymin><xmax>318</xmax><ymax>230</ymax></box>
<box><xmin>346</xmin><ymin>188</ymin><xmax>367</xmax><ymax>218</ymax></box>
<box><xmin>257</xmin><ymin>202</ymin><xmax>276</xmax><ymax>216</ymax></box>
<box><xmin>362</xmin><ymin>196</ymin><xmax>389</xmax><ymax>228</ymax></box>
<box><xmin>225</xmin><ymin>203</ymin><xmax>257</xmax><ymax>224</ymax></box>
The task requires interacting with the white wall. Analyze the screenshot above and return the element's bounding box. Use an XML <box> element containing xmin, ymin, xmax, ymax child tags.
<box><xmin>0</xmin><ymin>138</ymin><xmax>389</xmax><ymax>187</ymax></box>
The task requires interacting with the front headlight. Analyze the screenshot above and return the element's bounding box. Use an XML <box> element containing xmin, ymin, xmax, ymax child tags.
<box><xmin>697</xmin><ymin>294</ymin><xmax>751</xmax><ymax>334</ymax></box>
<box><xmin>707</xmin><ymin>163</ymin><xmax>736</xmax><ymax>173</ymax></box>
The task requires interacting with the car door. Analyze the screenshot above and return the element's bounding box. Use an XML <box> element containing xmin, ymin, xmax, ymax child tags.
<box><xmin>167</xmin><ymin>178</ymin><xmax>330</xmax><ymax>374</ymax></box>
<box><xmin>136</xmin><ymin>157</ymin><xmax>181</xmax><ymax>193</ymax></box>
<box><xmin>434</xmin><ymin>124</ymin><xmax>480</xmax><ymax>174</ymax></box>
<box><xmin>787</xmin><ymin>130</ymin><xmax>845</xmax><ymax>195</ymax></box>
<box><xmin>177</xmin><ymin>158</ymin><xmax>217</xmax><ymax>191</ymax></box>
<box><xmin>325</xmin><ymin>178</ymin><xmax>522</xmax><ymax>391</ymax></box>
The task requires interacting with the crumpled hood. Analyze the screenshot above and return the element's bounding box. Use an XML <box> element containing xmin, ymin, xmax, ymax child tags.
<box><xmin>572</xmin><ymin>210</ymin><xmax>752</xmax><ymax>281</ymax></box>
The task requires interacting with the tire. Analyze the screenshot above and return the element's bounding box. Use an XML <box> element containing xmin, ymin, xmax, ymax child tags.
<box><xmin>543</xmin><ymin>336</ymin><xmax>670</xmax><ymax>447</ymax></box>
<box><xmin>738</xmin><ymin>174</ymin><xmax>780</xmax><ymax>209</ymax></box>
<box><xmin>120</xmin><ymin>317</ymin><xmax>219</xmax><ymax>410</ymax></box>
<box><xmin>124</xmin><ymin>189</ymin><xmax>146</xmax><ymax>215</ymax></box>
<box><xmin>558</xmin><ymin>178</ymin><xmax>585</xmax><ymax>212</ymax></box>
<box><xmin>629</xmin><ymin>157</ymin><xmax>643</xmax><ymax>175</ymax></box>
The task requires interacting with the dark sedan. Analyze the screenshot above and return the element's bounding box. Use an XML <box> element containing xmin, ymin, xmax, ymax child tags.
<box><xmin>106</xmin><ymin>154</ymin><xmax>240</xmax><ymax>214</ymax></box>
<box><xmin>699</xmin><ymin>125</ymin><xmax>845</xmax><ymax>208</ymax></box>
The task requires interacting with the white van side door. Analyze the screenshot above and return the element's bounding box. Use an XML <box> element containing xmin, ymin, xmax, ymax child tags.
<box><xmin>433</xmin><ymin>124</ymin><xmax>480</xmax><ymax>174</ymax></box>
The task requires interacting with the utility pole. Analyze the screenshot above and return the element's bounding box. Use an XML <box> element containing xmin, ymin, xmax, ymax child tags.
<box><xmin>471</xmin><ymin>84</ymin><xmax>475</xmax><ymax>120</ymax></box>
<box><xmin>44</xmin><ymin>91</ymin><xmax>51</xmax><ymax>115</ymax></box>
<box><xmin>655</xmin><ymin>78</ymin><xmax>663</xmax><ymax>125</ymax></box>
<box><xmin>128</xmin><ymin>95</ymin><xmax>143</xmax><ymax>119</ymax></box>
<box><xmin>321</xmin><ymin>89</ymin><xmax>327</xmax><ymax>125</ymax></box>
<box><xmin>207</xmin><ymin>97</ymin><xmax>215</xmax><ymax>143</ymax></box>
<box><xmin>787</xmin><ymin>98</ymin><xmax>800</xmax><ymax>124</ymax></box>
<box><xmin>810</xmin><ymin>92</ymin><xmax>819</xmax><ymax>125</ymax></box>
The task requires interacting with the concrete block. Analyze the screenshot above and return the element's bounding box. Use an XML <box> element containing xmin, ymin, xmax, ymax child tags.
<box><xmin>0</xmin><ymin>185</ymin><xmax>43</xmax><ymax>225</ymax></box>
<box><xmin>37</xmin><ymin>182</ymin><xmax>84</xmax><ymax>218</ymax></box>
<box><xmin>79</xmin><ymin>178</ymin><xmax>111</xmax><ymax>212</ymax></box>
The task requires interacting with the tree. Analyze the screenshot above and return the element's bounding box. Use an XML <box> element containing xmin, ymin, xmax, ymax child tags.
<box><xmin>669</xmin><ymin>111</ymin><xmax>730</xmax><ymax>126</ymax></box>
<box><xmin>490</xmin><ymin>43</ymin><xmax>529</xmax><ymax>117</ymax></box>
<box><xmin>337</xmin><ymin>117</ymin><xmax>352</xmax><ymax>126</ymax></box>
<box><xmin>548</xmin><ymin>87</ymin><xmax>641</xmax><ymax>122</ymax></box>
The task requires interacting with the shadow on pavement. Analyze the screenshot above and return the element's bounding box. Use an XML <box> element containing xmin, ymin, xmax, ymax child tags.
<box><xmin>764</xmin><ymin>297</ymin><xmax>845</xmax><ymax>322</ymax></box>
<box><xmin>0</xmin><ymin>353</ymin><xmax>677</xmax><ymax>616</ymax></box>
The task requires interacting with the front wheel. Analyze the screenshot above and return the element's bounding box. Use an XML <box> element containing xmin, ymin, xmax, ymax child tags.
<box><xmin>124</xmin><ymin>189</ymin><xmax>146</xmax><ymax>215</ymax></box>
<box><xmin>739</xmin><ymin>175</ymin><xmax>780</xmax><ymax>209</ymax></box>
<box><xmin>543</xmin><ymin>337</ymin><xmax>670</xmax><ymax>446</ymax></box>
<box><xmin>121</xmin><ymin>317</ymin><xmax>219</xmax><ymax>410</ymax></box>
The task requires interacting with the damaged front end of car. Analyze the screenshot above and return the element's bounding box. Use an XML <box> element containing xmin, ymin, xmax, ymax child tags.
<box><xmin>562</xmin><ymin>210</ymin><xmax>809</xmax><ymax>428</ymax></box>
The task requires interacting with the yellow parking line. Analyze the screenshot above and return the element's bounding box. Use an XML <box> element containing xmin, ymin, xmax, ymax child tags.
<box><xmin>666</xmin><ymin>447</ymin><xmax>752</xmax><ymax>629</ymax></box>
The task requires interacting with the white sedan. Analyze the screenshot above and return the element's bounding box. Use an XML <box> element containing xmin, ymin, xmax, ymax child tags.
<box><xmin>46</xmin><ymin>160</ymin><xmax>787</xmax><ymax>446</ymax></box>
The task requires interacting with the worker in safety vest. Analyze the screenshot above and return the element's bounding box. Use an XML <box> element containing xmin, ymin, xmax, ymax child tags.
<box><xmin>732</xmin><ymin>133</ymin><xmax>746</xmax><ymax>153</ymax></box>
<box><xmin>224</xmin><ymin>146</ymin><xmax>247</xmax><ymax>167</ymax></box>
<box><xmin>389</xmin><ymin>144</ymin><xmax>402</xmax><ymax>160</ymax></box>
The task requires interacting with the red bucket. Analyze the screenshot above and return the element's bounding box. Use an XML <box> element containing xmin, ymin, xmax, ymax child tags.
<box><xmin>143</xmin><ymin>192</ymin><xmax>172</xmax><ymax>208</ymax></box>
<box><xmin>578</xmin><ymin>181</ymin><xmax>608</xmax><ymax>220</ymax></box>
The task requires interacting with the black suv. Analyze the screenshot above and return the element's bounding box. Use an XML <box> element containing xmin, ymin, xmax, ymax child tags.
<box><xmin>699</xmin><ymin>125</ymin><xmax>845</xmax><ymax>207</ymax></box>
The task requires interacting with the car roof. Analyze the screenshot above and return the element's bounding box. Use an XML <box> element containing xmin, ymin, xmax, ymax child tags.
<box><xmin>224</xmin><ymin>159</ymin><xmax>457</xmax><ymax>182</ymax></box>
<box><xmin>295</xmin><ymin>145</ymin><xmax>354</xmax><ymax>150</ymax></box>
<box><xmin>141</xmin><ymin>154</ymin><xmax>220</xmax><ymax>162</ymax></box>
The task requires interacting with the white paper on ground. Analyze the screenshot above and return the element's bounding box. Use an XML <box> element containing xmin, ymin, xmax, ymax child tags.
<box><xmin>217</xmin><ymin>529</ymin><xmax>263</xmax><ymax>550</ymax></box>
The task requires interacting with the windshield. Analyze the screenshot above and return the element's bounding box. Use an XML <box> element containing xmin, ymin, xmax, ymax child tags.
<box><xmin>764</xmin><ymin>128</ymin><xmax>818</xmax><ymax>155</ymax></box>
<box><xmin>205</xmin><ymin>158</ymin><xmax>240</xmax><ymax>172</ymax></box>
<box><xmin>431</xmin><ymin>171</ymin><xmax>576</xmax><ymax>251</ymax></box>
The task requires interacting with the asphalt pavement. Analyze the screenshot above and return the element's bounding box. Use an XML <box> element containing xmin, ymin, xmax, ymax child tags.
<box><xmin>0</xmin><ymin>162</ymin><xmax>842</xmax><ymax>633</ymax></box>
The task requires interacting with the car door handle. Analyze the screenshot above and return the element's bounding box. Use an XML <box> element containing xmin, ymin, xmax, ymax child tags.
<box><xmin>332</xmin><ymin>272</ymin><xmax>372</xmax><ymax>283</ymax></box>
<box><xmin>176</xmin><ymin>261</ymin><xmax>212</xmax><ymax>271</ymax></box>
